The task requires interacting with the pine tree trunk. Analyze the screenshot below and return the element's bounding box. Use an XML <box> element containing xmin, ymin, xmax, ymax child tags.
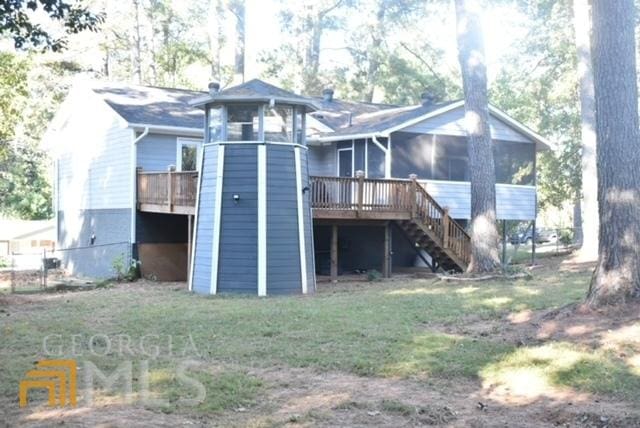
<box><xmin>229</xmin><ymin>0</ymin><xmax>246</xmax><ymax>84</ymax></box>
<box><xmin>587</xmin><ymin>0</ymin><xmax>640</xmax><ymax>306</ymax></box>
<box><xmin>454</xmin><ymin>0</ymin><xmax>501</xmax><ymax>273</ymax></box>
<box><xmin>132</xmin><ymin>0</ymin><xmax>143</xmax><ymax>84</ymax></box>
<box><xmin>573</xmin><ymin>0</ymin><xmax>598</xmax><ymax>260</ymax></box>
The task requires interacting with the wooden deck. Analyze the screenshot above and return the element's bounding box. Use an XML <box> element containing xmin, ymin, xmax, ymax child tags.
<box><xmin>137</xmin><ymin>171</ymin><xmax>471</xmax><ymax>271</ymax></box>
<box><xmin>137</xmin><ymin>172</ymin><xmax>418</xmax><ymax>220</ymax></box>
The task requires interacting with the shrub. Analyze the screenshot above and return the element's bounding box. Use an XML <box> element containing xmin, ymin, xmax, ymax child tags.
<box><xmin>112</xmin><ymin>254</ymin><xmax>140</xmax><ymax>282</ymax></box>
<box><xmin>367</xmin><ymin>269</ymin><xmax>382</xmax><ymax>282</ymax></box>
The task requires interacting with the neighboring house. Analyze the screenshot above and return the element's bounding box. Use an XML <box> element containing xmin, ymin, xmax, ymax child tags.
<box><xmin>45</xmin><ymin>79</ymin><xmax>549</xmax><ymax>280</ymax></box>
<box><xmin>0</xmin><ymin>219</ymin><xmax>55</xmax><ymax>256</ymax></box>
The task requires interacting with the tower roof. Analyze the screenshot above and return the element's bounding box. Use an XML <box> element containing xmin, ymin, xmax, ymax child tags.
<box><xmin>191</xmin><ymin>79</ymin><xmax>317</xmax><ymax>111</ymax></box>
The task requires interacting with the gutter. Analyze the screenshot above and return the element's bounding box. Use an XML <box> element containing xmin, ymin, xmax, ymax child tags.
<box><xmin>130</xmin><ymin>127</ymin><xmax>149</xmax><ymax>249</ymax></box>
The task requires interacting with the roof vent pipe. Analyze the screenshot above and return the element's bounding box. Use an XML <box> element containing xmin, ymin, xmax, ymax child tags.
<box><xmin>420</xmin><ymin>91</ymin><xmax>437</xmax><ymax>106</ymax></box>
<box><xmin>322</xmin><ymin>88</ymin><xmax>334</xmax><ymax>102</ymax></box>
<box><xmin>208</xmin><ymin>82</ymin><xmax>220</xmax><ymax>95</ymax></box>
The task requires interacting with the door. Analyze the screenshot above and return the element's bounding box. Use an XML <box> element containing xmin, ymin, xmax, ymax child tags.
<box><xmin>337</xmin><ymin>149</ymin><xmax>353</xmax><ymax>206</ymax></box>
<box><xmin>338</xmin><ymin>149</ymin><xmax>353</xmax><ymax>177</ymax></box>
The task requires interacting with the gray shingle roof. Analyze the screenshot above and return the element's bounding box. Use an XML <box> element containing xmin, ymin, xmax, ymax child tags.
<box><xmin>93</xmin><ymin>84</ymin><xmax>205</xmax><ymax>130</ymax></box>
<box><xmin>309</xmin><ymin>98</ymin><xmax>397</xmax><ymax>130</ymax></box>
<box><xmin>316</xmin><ymin>100</ymin><xmax>462</xmax><ymax>138</ymax></box>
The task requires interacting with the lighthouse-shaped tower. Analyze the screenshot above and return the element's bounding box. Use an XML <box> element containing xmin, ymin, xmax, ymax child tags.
<box><xmin>189</xmin><ymin>80</ymin><xmax>316</xmax><ymax>296</ymax></box>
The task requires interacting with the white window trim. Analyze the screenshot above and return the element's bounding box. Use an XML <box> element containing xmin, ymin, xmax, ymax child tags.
<box><xmin>176</xmin><ymin>137</ymin><xmax>203</xmax><ymax>171</ymax></box>
<box><xmin>336</xmin><ymin>142</ymin><xmax>355</xmax><ymax>177</ymax></box>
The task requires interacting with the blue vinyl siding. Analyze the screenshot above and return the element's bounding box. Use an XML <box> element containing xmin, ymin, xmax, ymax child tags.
<box><xmin>217</xmin><ymin>145</ymin><xmax>258</xmax><ymax>293</ymax></box>
<box><xmin>137</xmin><ymin>133</ymin><xmax>177</xmax><ymax>171</ymax></box>
<box><xmin>267</xmin><ymin>146</ymin><xmax>302</xmax><ymax>294</ymax></box>
<box><xmin>191</xmin><ymin>145</ymin><xmax>218</xmax><ymax>294</ymax></box>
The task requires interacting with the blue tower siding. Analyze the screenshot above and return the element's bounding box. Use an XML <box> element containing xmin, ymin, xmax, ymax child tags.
<box><xmin>267</xmin><ymin>146</ymin><xmax>303</xmax><ymax>294</ymax></box>
<box><xmin>192</xmin><ymin>145</ymin><xmax>218</xmax><ymax>294</ymax></box>
<box><xmin>217</xmin><ymin>145</ymin><xmax>258</xmax><ymax>294</ymax></box>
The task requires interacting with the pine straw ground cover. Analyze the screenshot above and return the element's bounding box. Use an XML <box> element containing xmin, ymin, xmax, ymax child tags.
<box><xmin>1</xmin><ymin>255</ymin><xmax>639</xmax><ymax>427</ymax></box>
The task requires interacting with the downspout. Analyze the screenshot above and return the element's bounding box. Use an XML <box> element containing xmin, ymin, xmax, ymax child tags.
<box><xmin>130</xmin><ymin>127</ymin><xmax>150</xmax><ymax>253</ymax></box>
<box><xmin>372</xmin><ymin>135</ymin><xmax>391</xmax><ymax>178</ymax></box>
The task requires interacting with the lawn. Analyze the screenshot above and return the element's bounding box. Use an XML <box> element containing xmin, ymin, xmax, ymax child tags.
<box><xmin>1</xmin><ymin>256</ymin><xmax>639</xmax><ymax>427</ymax></box>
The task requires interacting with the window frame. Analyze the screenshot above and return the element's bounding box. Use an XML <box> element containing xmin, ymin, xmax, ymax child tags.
<box><xmin>176</xmin><ymin>137</ymin><xmax>203</xmax><ymax>172</ymax></box>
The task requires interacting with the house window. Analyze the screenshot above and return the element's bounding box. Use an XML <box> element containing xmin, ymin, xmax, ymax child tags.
<box><xmin>226</xmin><ymin>105</ymin><xmax>260</xmax><ymax>141</ymax></box>
<box><xmin>177</xmin><ymin>138</ymin><xmax>202</xmax><ymax>171</ymax></box>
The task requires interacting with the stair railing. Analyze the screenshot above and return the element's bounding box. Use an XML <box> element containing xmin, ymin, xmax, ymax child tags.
<box><xmin>409</xmin><ymin>175</ymin><xmax>471</xmax><ymax>266</ymax></box>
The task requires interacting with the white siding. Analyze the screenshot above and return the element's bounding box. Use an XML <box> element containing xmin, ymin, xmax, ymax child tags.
<box><xmin>404</xmin><ymin>106</ymin><xmax>531</xmax><ymax>143</ymax></box>
<box><xmin>53</xmin><ymin>89</ymin><xmax>133</xmax><ymax>212</ymax></box>
<box><xmin>420</xmin><ymin>180</ymin><xmax>536</xmax><ymax>220</ymax></box>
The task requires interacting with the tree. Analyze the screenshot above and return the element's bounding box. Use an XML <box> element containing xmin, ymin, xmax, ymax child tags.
<box><xmin>572</xmin><ymin>0</ymin><xmax>598</xmax><ymax>260</ymax></box>
<box><xmin>0</xmin><ymin>0</ymin><xmax>104</xmax><ymax>51</ymax></box>
<box><xmin>227</xmin><ymin>0</ymin><xmax>246</xmax><ymax>84</ymax></box>
<box><xmin>264</xmin><ymin>0</ymin><xmax>351</xmax><ymax>94</ymax></box>
<box><xmin>455</xmin><ymin>0</ymin><xmax>501</xmax><ymax>273</ymax></box>
<box><xmin>587</xmin><ymin>0</ymin><xmax>640</xmax><ymax>305</ymax></box>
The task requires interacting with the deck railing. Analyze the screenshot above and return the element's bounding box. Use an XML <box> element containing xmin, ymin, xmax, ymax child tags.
<box><xmin>137</xmin><ymin>170</ymin><xmax>198</xmax><ymax>211</ymax></box>
<box><xmin>136</xmin><ymin>171</ymin><xmax>470</xmax><ymax>266</ymax></box>
<box><xmin>310</xmin><ymin>174</ymin><xmax>471</xmax><ymax>266</ymax></box>
<box><xmin>310</xmin><ymin>175</ymin><xmax>414</xmax><ymax>212</ymax></box>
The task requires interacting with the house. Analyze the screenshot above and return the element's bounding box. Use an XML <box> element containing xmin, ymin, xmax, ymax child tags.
<box><xmin>0</xmin><ymin>219</ymin><xmax>55</xmax><ymax>256</ymax></box>
<box><xmin>45</xmin><ymin>78</ymin><xmax>549</xmax><ymax>283</ymax></box>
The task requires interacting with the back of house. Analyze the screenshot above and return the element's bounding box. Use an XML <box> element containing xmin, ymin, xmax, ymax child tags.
<box><xmin>45</xmin><ymin>79</ymin><xmax>549</xmax><ymax>281</ymax></box>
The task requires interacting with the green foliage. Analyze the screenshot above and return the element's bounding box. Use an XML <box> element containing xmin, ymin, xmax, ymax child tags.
<box><xmin>0</xmin><ymin>0</ymin><xmax>104</xmax><ymax>52</ymax></box>
<box><xmin>490</xmin><ymin>0</ymin><xmax>581</xmax><ymax>210</ymax></box>
<box><xmin>367</xmin><ymin>269</ymin><xmax>382</xmax><ymax>282</ymax></box>
<box><xmin>0</xmin><ymin>52</ymin><xmax>28</xmax><ymax>145</ymax></box>
<box><xmin>0</xmin><ymin>54</ymin><xmax>79</xmax><ymax>220</ymax></box>
<box><xmin>0</xmin><ymin>144</ymin><xmax>52</xmax><ymax>219</ymax></box>
<box><xmin>559</xmin><ymin>229</ymin><xmax>574</xmax><ymax>247</ymax></box>
<box><xmin>112</xmin><ymin>254</ymin><xmax>140</xmax><ymax>282</ymax></box>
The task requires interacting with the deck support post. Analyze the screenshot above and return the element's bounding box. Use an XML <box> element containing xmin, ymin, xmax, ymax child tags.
<box><xmin>409</xmin><ymin>174</ymin><xmax>418</xmax><ymax>219</ymax></box>
<box><xmin>531</xmin><ymin>219</ymin><xmax>537</xmax><ymax>266</ymax></box>
<box><xmin>331</xmin><ymin>224</ymin><xmax>339</xmax><ymax>282</ymax></box>
<box><xmin>383</xmin><ymin>221</ymin><xmax>392</xmax><ymax>278</ymax></box>
<box><xmin>187</xmin><ymin>214</ymin><xmax>192</xmax><ymax>274</ymax></box>
<box><xmin>501</xmin><ymin>219</ymin><xmax>507</xmax><ymax>266</ymax></box>
<box><xmin>442</xmin><ymin>208</ymin><xmax>450</xmax><ymax>249</ymax></box>
<box><xmin>356</xmin><ymin>170</ymin><xmax>364</xmax><ymax>217</ymax></box>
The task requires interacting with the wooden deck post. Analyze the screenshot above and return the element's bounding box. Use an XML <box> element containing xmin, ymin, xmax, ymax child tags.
<box><xmin>187</xmin><ymin>214</ymin><xmax>192</xmax><ymax>274</ymax></box>
<box><xmin>442</xmin><ymin>207</ymin><xmax>450</xmax><ymax>249</ymax></box>
<box><xmin>383</xmin><ymin>222</ymin><xmax>391</xmax><ymax>278</ymax></box>
<box><xmin>356</xmin><ymin>170</ymin><xmax>364</xmax><ymax>217</ymax></box>
<box><xmin>167</xmin><ymin>165</ymin><xmax>175</xmax><ymax>212</ymax></box>
<box><xmin>409</xmin><ymin>174</ymin><xmax>418</xmax><ymax>219</ymax></box>
<box><xmin>331</xmin><ymin>224</ymin><xmax>338</xmax><ymax>282</ymax></box>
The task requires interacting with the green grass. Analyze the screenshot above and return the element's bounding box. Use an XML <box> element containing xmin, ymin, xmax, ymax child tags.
<box><xmin>2</xmin><ymin>263</ymin><xmax>638</xmax><ymax>414</ymax></box>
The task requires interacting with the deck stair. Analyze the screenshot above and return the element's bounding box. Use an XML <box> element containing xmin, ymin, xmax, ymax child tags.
<box><xmin>395</xmin><ymin>179</ymin><xmax>470</xmax><ymax>272</ymax></box>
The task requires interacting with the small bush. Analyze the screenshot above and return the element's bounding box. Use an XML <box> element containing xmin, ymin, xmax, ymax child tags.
<box><xmin>367</xmin><ymin>269</ymin><xmax>382</xmax><ymax>282</ymax></box>
<box><xmin>0</xmin><ymin>257</ymin><xmax>8</xmax><ymax>268</ymax></box>
<box><xmin>559</xmin><ymin>230</ymin><xmax>574</xmax><ymax>248</ymax></box>
<box><xmin>112</xmin><ymin>254</ymin><xmax>140</xmax><ymax>282</ymax></box>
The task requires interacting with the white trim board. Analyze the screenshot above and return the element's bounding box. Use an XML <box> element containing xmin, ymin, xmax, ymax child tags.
<box><xmin>257</xmin><ymin>145</ymin><xmax>267</xmax><ymax>297</ymax></box>
<box><xmin>210</xmin><ymin>144</ymin><xmax>226</xmax><ymax>295</ymax></box>
<box><xmin>294</xmin><ymin>147</ymin><xmax>308</xmax><ymax>294</ymax></box>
